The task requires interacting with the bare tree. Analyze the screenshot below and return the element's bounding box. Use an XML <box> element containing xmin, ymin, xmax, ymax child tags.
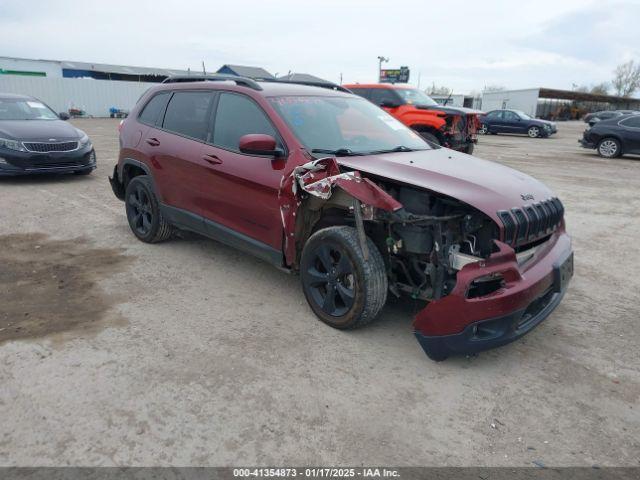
<box><xmin>574</xmin><ymin>83</ymin><xmax>609</xmax><ymax>95</ymax></box>
<box><xmin>428</xmin><ymin>83</ymin><xmax>451</xmax><ymax>95</ymax></box>
<box><xmin>612</xmin><ymin>60</ymin><xmax>640</xmax><ymax>97</ymax></box>
<box><xmin>590</xmin><ymin>82</ymin><xmax>609</xmax><ymax>95</ymax></box>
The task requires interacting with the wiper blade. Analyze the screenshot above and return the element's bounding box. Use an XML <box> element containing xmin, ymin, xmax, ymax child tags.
<box><xmin>367</xmin><ymin>145</ymin><xmax>424</xmax><ymax>154</ymax></box>
<box><xmin>311</xmin><ymin>148</ymin><xmax>360</xmax><ymax>157</ymax></box>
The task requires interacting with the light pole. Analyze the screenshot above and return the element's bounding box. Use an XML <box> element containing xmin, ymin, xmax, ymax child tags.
<box><xmin>377</xmin><ymin>56</ymin><xmax>389</xmax><ymax>82</ymax></box>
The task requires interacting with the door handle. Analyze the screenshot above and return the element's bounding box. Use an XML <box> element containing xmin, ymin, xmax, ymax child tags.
<box><xmin>145</xmin><ymin>137</ymin><xmax>160</xmax><ymax>146</ymax></box>
<box><xmin>202</xmin><ymin>154</ymin><xmax>223</xmax><ymax>165</ymax></box>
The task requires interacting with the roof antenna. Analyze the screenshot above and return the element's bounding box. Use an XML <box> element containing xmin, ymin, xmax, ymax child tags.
<box><xmin>202</xmin><ymin>61</ymin><xmax>206</xmax><ymax>75</ymax></box>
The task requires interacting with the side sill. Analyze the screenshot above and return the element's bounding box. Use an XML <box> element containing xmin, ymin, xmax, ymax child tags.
<box><xmin>160</xmin><ymin>204</ymin><xmax>284</xmax><ymax>268</ymax></box>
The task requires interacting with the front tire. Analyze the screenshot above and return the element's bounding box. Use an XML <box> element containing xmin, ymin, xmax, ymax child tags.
<box><xmin>597</xmin><ymin>138</ymin><xmax>622</xmax><ymax>158</ymax></box>
<box><xmin>300</xmin><ymin>226</ymin><xmax>387</xmax><ymax>330</ymax></box>
<box><xmin>528</xmin><ymin>126</ymin><xmax>541</xmax><ymax>138</ymax></box>
<box><xmin>125</xmin><ymin>175</ymin><xmax>174</xmax><ymax>243</ymax></box>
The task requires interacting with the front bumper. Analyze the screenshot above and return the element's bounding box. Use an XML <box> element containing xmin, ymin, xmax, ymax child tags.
<box><xmin>414</xmin><ymin>232</ymin><xmax>573</xmax><ymax>359</ymax></box>
<box><xmin>0</xmin><ymin>146</ymin><xmax>96</xmax><ymax>176</ymax></box>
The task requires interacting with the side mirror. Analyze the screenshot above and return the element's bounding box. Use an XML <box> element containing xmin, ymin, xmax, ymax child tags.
<box><xmin>59</xmin><ymin>112</ymin><xmax>70</xmax><ymax>120</ymax></box>
<box><xmin>238</xmin><ymin>134</ymin><xmax>283</xmax><ymax>157</ymax></box>
<box><xmin>380</xmin><ymin>100</ymin><xmax>401</xmax><ymax>108</ymax></box>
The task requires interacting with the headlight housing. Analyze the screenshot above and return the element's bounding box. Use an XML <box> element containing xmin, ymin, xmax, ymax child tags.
<box><xmin>78</xmin><ymin>132</ymin><xmax>92</xmax><ymax>148</ymax></box>
<box><xmin>0</xmin><ymin>137</ymin><xmax>27</xmax><ymax>152</ymax></box>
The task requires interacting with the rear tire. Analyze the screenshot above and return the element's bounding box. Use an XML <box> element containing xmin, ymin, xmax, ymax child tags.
<box><xmin>300</xmin><ymin>226</ymin><xmax>387</xmax><ymax>330</ymax></box>
<box><xmin>478</xmin><ymin>123</ymin><xmax>488</xmax><ymax>135</ymax></box>
<box><xmin>125</xmin><ymin>175</ymin><xmax>174</xmax><ymax>243</ymax></box>
<box><xmin>597</xmin><ymin>138</ymin><xmax>622</xmax><ymax>158</ymax></box>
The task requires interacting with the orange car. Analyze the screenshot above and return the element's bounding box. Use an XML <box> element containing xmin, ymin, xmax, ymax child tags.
<box><xmin>345</xmin><ymin>83</ymin><xmax>482</xmax><ymax>154</ymax></box>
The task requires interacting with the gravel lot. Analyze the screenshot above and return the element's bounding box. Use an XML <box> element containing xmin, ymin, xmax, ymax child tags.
<box><xmin>0</xmin><ymin>119</ymin><xmax>638</xmax><ymax>467</ymax></box>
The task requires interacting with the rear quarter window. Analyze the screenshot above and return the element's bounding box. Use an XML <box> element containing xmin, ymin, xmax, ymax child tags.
<box><xmin>138</xmin><ymin>92</ymin><xmax>171</xmax><ymax>126</ymax></box>
<box><xmin>620</xmin><ymin>116</ymin><xmax>640</xmax><ymax>128</ymax></box>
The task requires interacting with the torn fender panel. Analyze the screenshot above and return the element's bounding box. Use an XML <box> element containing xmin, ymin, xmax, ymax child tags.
<box><xmin>278</xmin><ymin>157</ymin><xmax>402</xmax><ymax>266</ymax></box>
<box><xmin>293</xmin><ymin>157</ymin><xmax>402</xmax><ymax>210</ymax></box>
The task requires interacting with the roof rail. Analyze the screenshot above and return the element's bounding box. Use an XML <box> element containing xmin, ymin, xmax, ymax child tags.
<box><xmin>264</xmin><ymin>78</ymin><xmax>352</xmax><ymax>93</ymax></box>
<box><xmin>162</xmin><ymin>74</ymin><xmax>263</xmax><ymax>91</ymax></box>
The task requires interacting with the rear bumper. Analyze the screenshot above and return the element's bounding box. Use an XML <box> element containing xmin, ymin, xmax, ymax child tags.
<box><xmin>579</xmin><ymin>139</ymin><xmax>596</xmax><ymax>149</ymax></box>
<box><xmin>0</xmin><ymin>147</ymin><xmax>96</xmax><ymax>176</ymax></box>
<box><xmin>414</xmin><ymin>232</ymin><xmax>573</xmax><ymax>358</ymax></box>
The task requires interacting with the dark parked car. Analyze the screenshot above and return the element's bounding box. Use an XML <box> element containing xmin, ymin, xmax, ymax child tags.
<box><xmin>0</xmin><ymin>93</ymin><xmax>95</xmax><ymax>176</ymax></box>
<box><xmin>479</xmin><ymin>109</ymin><xmax>556</xmax><ymax>138</ymax></box>
<box><xmin>579</xmin><ymin>114</ymin><xmax>640</xmax><ymax>158</ymax></box>
<box><xmin>109</xmin><ymin>75</ymin><xmax>573</xmax><ymax>361</ymax></box>
<box><xmin>583</xmin><ymin>110</ymin><xmax>639</xmax><ymax>127</ymax></box>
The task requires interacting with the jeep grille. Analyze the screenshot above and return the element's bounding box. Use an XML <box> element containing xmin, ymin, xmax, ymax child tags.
<box><xmin>497</xmin><ymin>198</ymin><xmax>564</xmax><ymax>247</ymax></box>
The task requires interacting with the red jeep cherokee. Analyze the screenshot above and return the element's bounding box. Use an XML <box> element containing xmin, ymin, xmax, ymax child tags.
<box><xmin>110</xmin><ymin>75</ymin><xmax>573</xmax><ymax>361</ymax></box>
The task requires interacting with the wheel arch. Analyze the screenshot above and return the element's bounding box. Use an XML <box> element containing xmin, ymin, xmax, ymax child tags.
<box><xmin>598</xmin><ymin>135</ymin><xmax>625</xmax><ymax>155</ymax></box>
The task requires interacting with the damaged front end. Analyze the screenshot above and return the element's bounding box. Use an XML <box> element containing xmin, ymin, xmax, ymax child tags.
<box><xmin>280</xmin><ymin>157</ymin><xmax>507</xmax><ymax>358</ymax></box>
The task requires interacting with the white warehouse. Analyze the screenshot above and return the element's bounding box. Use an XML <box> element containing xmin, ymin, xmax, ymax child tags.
<box><xmin>481</xmin><ymin>87</ymin><xmax>640</xmax><ymax>120</ymax></box>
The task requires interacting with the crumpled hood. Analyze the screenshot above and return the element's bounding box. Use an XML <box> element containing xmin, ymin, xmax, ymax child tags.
<box><xmin>336</xmin><ymin>148</ymin><xmax>554</xmax><ymax>224</ymax></box>
<box><xmin>0</xmin><ymin>120</ymin><xmax>81</xmax><ymax>141</ymax></box>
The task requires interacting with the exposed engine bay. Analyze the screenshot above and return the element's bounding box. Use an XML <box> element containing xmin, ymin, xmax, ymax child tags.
<box><xmin>283</xmin><ymin>157</ymin><xmax>501</xmax><ymax>303</ymax></box>
<box><xmin>378</xmin><ymin>185</ymin><xmax>499</xmax><ymax>301</ymax></box>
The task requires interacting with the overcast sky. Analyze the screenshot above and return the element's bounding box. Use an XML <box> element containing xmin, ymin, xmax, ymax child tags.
<box><xmin>2</xmin><ymin>0</ymin><xmax>639</xmax><ymax>93</ymax></box>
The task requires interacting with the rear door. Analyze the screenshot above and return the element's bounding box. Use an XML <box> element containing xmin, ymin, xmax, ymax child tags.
<box><xmin>619</xmin><ymin>116</ymin><xmax>640</xmax><ymax>153</ymax></box>
<box><xmin>151</xmin><ymin>90</ymin><xmax>216</xmax><ymax>217</ymax></box>
<box><xmin>198</xmin><ymin>91</ymin><xmax>286</xmax><ymax>250</ymax></box>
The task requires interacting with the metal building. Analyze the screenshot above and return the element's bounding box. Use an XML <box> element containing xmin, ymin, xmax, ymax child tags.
<box><xmin>0</xmin><ymin>55</ymin><xmax>196</xmax><ymax>117</ymax></box>
<box><xmin>481</xmin><ymin>88</ymin><xmax>640</xmax><ymax>120</ymax></box>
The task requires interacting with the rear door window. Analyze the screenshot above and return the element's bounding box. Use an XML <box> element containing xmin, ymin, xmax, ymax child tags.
<box><xmin>350</xmin><ymin>88</ymin><xmax>372</xmax><ymax>100</ymax></box>
<box><xmin>162</xmin><ymin>91</ymin><xmax>215</xmax><ymax>141</ymax></box>
<box><xmin>138</xmin><ymin>92</ymin><xmax>171</xmax><ymax>126</ymax></box>
<box><xmin>370</xmin><ymin>89</ymin><xmax>401</xmax><ymax>106</ymax></box>
<box><xmin>212</xmin><ymin>92</ymin><xmax>279</xmax><ymax>152</ymax></box>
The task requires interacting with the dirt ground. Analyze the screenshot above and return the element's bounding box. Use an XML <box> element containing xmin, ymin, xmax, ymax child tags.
<box><xmin>0</xmin><ymin>119</ymin><xmax>638</xmax><ymax>467</ymax></box>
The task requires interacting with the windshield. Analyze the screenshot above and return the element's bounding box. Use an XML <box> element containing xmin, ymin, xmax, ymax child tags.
<box><xmin>395</xmin><ymin>89</ymin><xmax>439</xmax><ymax>106</ymax></box>
<box><xmin>269</xmin><ymin>96</ymin><xmax>429</xmax><ymax>155</ymax></box>
<box><xmin>513</xmin><ymin>110</ymin><xmax>532</xmax><ymax>120</ymax></box>
<box><xmin>0</xmin><ymin>98</ymin><xmax>59</xmax><ymax>120</ymax></box>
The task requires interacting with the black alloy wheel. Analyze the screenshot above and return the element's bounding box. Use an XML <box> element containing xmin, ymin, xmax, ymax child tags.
<box><xmin>124</xmin><ymin>175</ymin><xmax>173</xmax><ymax>243</ymax></box>
<box><xmin>127</xmin><ymin>183</ymin><xmax>153</xmax><ymax>237</ymax></box>
<box><xmin>303</xmin><ymin>243</ymin><xmax>356</xmax><ymax>317</ymax></box>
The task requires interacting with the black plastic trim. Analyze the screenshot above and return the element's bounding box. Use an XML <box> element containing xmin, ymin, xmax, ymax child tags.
<box><xmin>160</xmin><ymin>204</ymin><xmax>283</xmax><ymax>268</ymax></box>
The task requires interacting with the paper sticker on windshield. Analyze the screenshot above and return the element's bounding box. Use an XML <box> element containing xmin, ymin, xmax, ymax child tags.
<box><xmin>27</xmin><ymin>101</ymin><xmax>47</xmax><ymax>109</ymax></box>
<box><xmin>378</xmin><ymin>115</ymin><xmax>405</xmax><ymax>130</ymax></box>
